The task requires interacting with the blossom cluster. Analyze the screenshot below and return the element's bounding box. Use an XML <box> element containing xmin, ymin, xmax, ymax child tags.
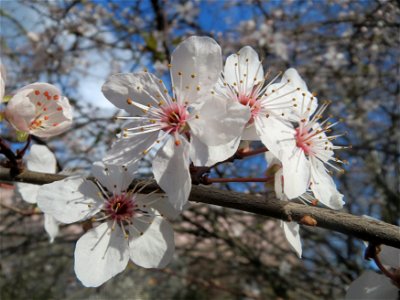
<box><xmin>1</xmin><ymin>36</ymin><xmax>346</xmax><ymax>287</ymax></box>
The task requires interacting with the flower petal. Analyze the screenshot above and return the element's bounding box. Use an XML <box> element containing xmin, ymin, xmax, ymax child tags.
<box><xmin>310</xmin><ymin>158</ymin><xmax>344</xmax><ymax>209</ymax></box>
<box><xmin>37</xmin><ymin>177</ymin><xmax>102</xmax><ymax>224</ymax></box>
<box><xmin>152</xmin><ymin>137</ymin><xmax>191</xmax><ymax>211</ymax></box>
<box><xmin>190</xmin><ymin>134</ymin><xmax>240</xmax><ymax>167</ymax></box>
<box><xmin>281</xmin><ymin>221</ymin><xmax>302</xmax><ymax>258</ymax></box>
<box><xmin>224</xmin><ymin>46</ymin><xmax>264</xmax><ymax>93</ymax></box>
<box><xmin>44</xmin><ymin>214</ymin><xmax>59</xmax><ymax>243</ymax></box>
<box><xmin>136</xmin><ymin>194</ymin><xmax>181</xmax><ymax>220</ymax></box>
<box><xmin>265</xmin><ymin>151</ymin><xmax>281</xmax><ymax>168</ymax></box>
<box><xmin>255</xmin><ymin>114</ymin><xmax>294</xmax><ymax>158</ymax></box>
<box><xmin>0</xmin><ymin>65</ymin><xmax>5</xmax><ymax>102</ymax></box>
<box><xmin>266</xmin><ymin>68</ymin><xmax>317</xmax><ymax>122</ymax></box>
<box><xmin>17</xmin><ymin>183</ymin><xmax>39</xmax><ymax>204</ymax></box>
<box><xmin>281</xmin><ymin>148</ymin><xmax>311</xmax><ymax>199</ymax></box>
<box><xmin>171</xmin><ymin>36</ymin><xmax>222</xmax><ymax>105</ymax></box>
<box><xmin>102</xmin><ymin>72</ymin><xmax>169</xmax><ymax>115</ymax></box>
<box><xmin>345</xmin><ymin>270</ymin><xmax>398</xmax><ymax>300</ymax></box>
<box><xmin>92</xmin><ymin>161</ymin><xmax>139</xmax><ymax>194</ymax></box>
<box><xmin>274</xmin><ymin>168</ymin><xmax>284</xmax><ymax>200</ymax></box>
<box><xmin>5</xmin><ymin>88</ymin><xmax>36</xmax><ymax>132</ymax></box>
<box><xmin>103</xmin><ymin>128</ymin><xmax>159</xmax><ymax>166</ymax></box>
<box><xmin>128</xmin><ymin>216</ymin><xmax>175</xmax><ymax>268</ymax></box>
<box><xmin>241</xmin><ymin>124</ymin><xmax>260</xmax><ymax>141</ymax></box>
<box><xmin>74</xmin><ymin>222</ymin><xmax>129</xmax><ymax>287</ymax></box>
<box><xmin>32</xmin><ymin>96</ymin><xmax>73</xmax><ymax>138</ymax></box>
<box><xmin>26</xmin><ymin>144</ymin><xmax>57</xmax><ymax>173</ymax></box>
<box><xmin>188</xmin><ymin>95</ymin><xmax>249</xmax><ymax>146</ymax></box>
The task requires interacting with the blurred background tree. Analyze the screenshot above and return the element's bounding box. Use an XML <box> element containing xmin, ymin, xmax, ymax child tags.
<box><xmin>0</xmin><ymin>0</ymin><xmax>399</xmax><ymax>299</ymax></box>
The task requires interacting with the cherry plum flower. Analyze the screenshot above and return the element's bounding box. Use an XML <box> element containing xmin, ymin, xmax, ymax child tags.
<box><xmin>102</xmin><ymin>36</ymin><xmax>250</xmax><ymax>211</ymax></box>
<box><xmin>37</xmin><ymin>162</ymin><xmax>176</xmax><ymax>287</ymax></box>
<box><xmin>280</xmin><ymin>102</ymin><xmax>345</xmax><ymax>208</ymax></box>
<box><xmin>214</xmin><ymin>46</ymin><xmax>318</xmax><ymax>159</ymax></box>
<box><xmin>16</xmin><ymin>144</ymin><xmax>60</xmax><ymax>242</ymax></box>
<box><xmin>5</xmin><ymin>83</ymin><xmax>72</xmax><ymax>138</ymax></box>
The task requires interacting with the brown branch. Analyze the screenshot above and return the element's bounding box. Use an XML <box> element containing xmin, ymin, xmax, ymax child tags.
<box><xmin>1</xmin><ymin>167</ymin><xmax>399</xmax><ymax>248</ymax></box>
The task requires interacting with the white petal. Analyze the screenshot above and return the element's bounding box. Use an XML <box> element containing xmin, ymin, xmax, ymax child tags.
<box><xmin>152</xmin><ymin>137</ymin><xmax>191</xmax><ymax>211</ymax></box>
<box><xmin>171</xmin><ymin>36</ymin><xmax>222</xmax><ymax>104</ymax></box>
<box><xmin>32</xmin><ymin>96</ymin><xmax>73</xmax><ymax>138</ymax></box>
<box><xmin>241</xmin><ymin>124</ymin><xmax>260</xmax><ymax>141</ymax></box>
<box><xmin>92</xmin><ymin>161</ymin><xmax>139</xmax><ymax>194</ymax></box>
<box><xmin>224</xmin><ymin>46</ymin><xmax>264</xmax><ymax>93</ymax></box>
<box><xmin>310</xmin><ymin>158</ymin><xmax>344</xmax><ymax>209</ymax></box>
<box><xmin>37</xmin><ymin>177</ymin><xmax>103</xmax><ymax>224</ymax></box>
<box><xmin>44</xmin><ymin>214</ymin><xmax>59</xmax><ymax>243</ymax></box>
<box><xmin>281</xmin><ymin>148</ymin><xmax>311</xmax><ymax>199</ymax></box>
<box><xmin>380</xmin><ymin>245</ymin><xmax>400</xmax><ymax>268</ymax></box>
<box><xmin>345</xmin><ymin>270</ymin><xmax>398</xmax><ymax>300</ymax></box>
<box><xmin>26</xmin><ymin>144</ymin><xmax>57</xmax><ymax>173</ymax></box>
<box><xmin>265</xmin><ymin>151</ymin><xmax>281</xmax><ymax>167</ymax></box>
<box><xmin>135</xmin><ymin>194</ymin><xmax>181</xmax><ymax>220</ymax></box>
<box><xmin>190</xmin><ymin>134</ymin><xmax>240</xmax><ymax>167</ymax></box>
<box><xmin>274</xmin><ymin>169</ymin><xmax>284</xmax><ymax>200</ymax></box>
<box><xmin>129</xmin><ymin>216</ymin><xmax>175</xmax><ymax>268</ymax></box>
<box><xmin>0</xmin><ymin>68</ymin><xmax>5</xmax><ymax>101</ymax></box>
<box><xmin>255</xmin><ymin>114</ymin><xmax>294</xmax><ymax>158</ymax></box>
<box><xmin>103</xmin><ymin>129</ymin><xmax>159</xmax><ymax>166</ymax></box>
<box><xmin>281</xmin><ymin>221</ymin><xmax>302</xmax><ymax>258</ymax></box>
<box><xmin>266</xmin><ymin>68</ymin><xmax>317</xmax><ymax>122</ymax></box>
<box><xmin>19</xmin><ymin>82</ymin><xmax>61</xmax><ymax>96</ymax></box>
<box><xmin>188</xmin><ymin>95</ymin><xmax>249</xmax><ymax>146</ymax></box>
<box><xmin>102</xmin><ymin>72</ymin><xmax>169</xmax><ymax>115</ymax></box>
<box><xmin>5</xmin><ymin>88</ymin><xmax>36</xmax><ymax>132</ymax></box>
<box><xmin>17</xmin><ymin>183</ymin><xmax>39</xmax><ymax>204</ymax></box>
<box><xmin>74</xmin><ymin>222</ymin><xmax>129</xmax><ymax>287</ymax></box>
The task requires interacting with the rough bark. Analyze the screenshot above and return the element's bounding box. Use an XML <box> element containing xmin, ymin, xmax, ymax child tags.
<box><xmin>0</xmin><ymin>166</ymin><xmax>399</xmax><ymax>248</ymax></box>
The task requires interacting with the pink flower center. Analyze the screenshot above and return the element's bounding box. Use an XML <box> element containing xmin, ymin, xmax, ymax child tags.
<box><xmin>104</xmin><ymin>193</ymin><xmax>136</xmax><ymax>222</ymax></box>
<box><xmin>295</xmin><ymin>127</ymin><xmax>313</xmax><ymax>156</ymax></box>
<box><xmin>160</xmin><ymin>103</ymin><xmax>189</xmax><ymax>134</ymax></box>
<box><xmin>238</xmin><ymin>94</ymin><xmax>261</xmax><ymax>125</ymax></box>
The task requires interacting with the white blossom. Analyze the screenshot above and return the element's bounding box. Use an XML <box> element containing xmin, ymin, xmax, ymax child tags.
<box><xmin>37</xmin><ymin>162</ymin><xmax>176</xmax><ymax>287</ymax></box>
<box><xmin>102</xmin><ymin>36</ymin><xmax>250</xmax><ymax>211</ymax></box>
<box><xmin>5</xmin><ymin>83</ymin><xmax>73</xmax><ymax>138</ymax></box>
<box><xmin>215</xmin><ymin>46</ymin><xmax>317</xmax><ymax>160</ymax></box>
<box><xmin>280</xmin><ymin>102</ymin><xmax>345</xmax><ymax>208</ymax></box>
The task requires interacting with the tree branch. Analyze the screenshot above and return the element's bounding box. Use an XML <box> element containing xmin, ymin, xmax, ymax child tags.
<box><xmin>1</xmin><ymin>166</ymin><xmax>399</xmax><ymax>248</ymax></box>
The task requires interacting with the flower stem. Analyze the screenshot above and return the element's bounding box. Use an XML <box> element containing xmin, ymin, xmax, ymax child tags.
<box><xmin>373</xmin><ymin>250</ymin><xmax>399</xmax><ymax>285</ymax></box>
<box><xmin>16</xmin><ymin>135</ymin><xmax>31</xmax><ymax>159</ymax></box>
<box><xmin>190</xmin><ymin>147</ymin><xmax>269</xmax><ymax>185</ymax></box>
